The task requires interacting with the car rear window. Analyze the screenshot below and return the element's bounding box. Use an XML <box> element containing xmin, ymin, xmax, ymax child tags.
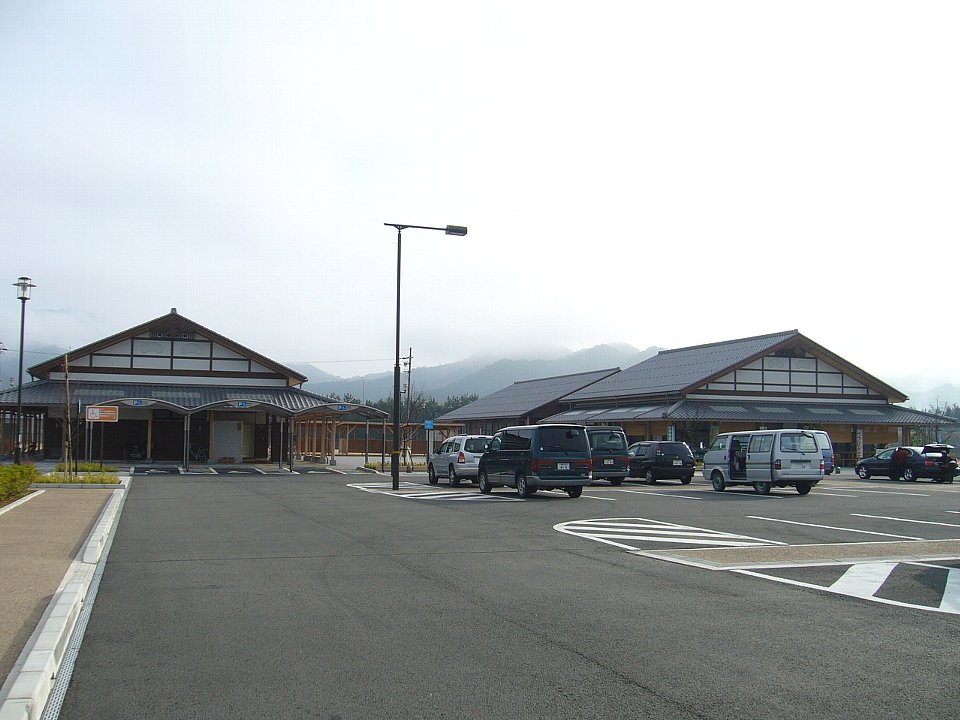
<box><xmin>588</xmin><ymin>431</ymin><xmax>626</xmax><ymax>451</ymax></box>
<box><xmin>464</xmin><ymin>438</ymin><xmax>489</xmax><ymax>453</ymax></box>
<box><xmin>661</xmin><ymin>442</ymin><xmax>693</xmax><ymax>457</ymax></box>
<box><xmin>539</xmin><ymin>426</ymin><xmax>588</xmax><ymax>452</ymax></box>
<box><xmin>780</xmin><ymin>433</ymin><xmax>819</xmax><ymax>453</ymax></box>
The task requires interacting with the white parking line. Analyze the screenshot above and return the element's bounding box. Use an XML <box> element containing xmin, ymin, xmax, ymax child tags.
<box><xmin>746</xmin><ymin>516</ymin><xmax>925</xmax><ymax>540</ymax></box>
<box><xmin>829</xmin><ymin>487</ymin><xmax>929</xmax><ymax>497</ymax></box>
<box><xmin>850</xmin><ymin>514</ymin><xmax>960</xmax><ymax>528</ymax></box>
<box><xmin>813</xmin><ymin>492</ymin><xmax>859</xmax><ymax>498</ymax></box>
<box><xmin>614</xmin><ymin>489</ymin><xmax>702</xmax><ymax>501</ymax></box>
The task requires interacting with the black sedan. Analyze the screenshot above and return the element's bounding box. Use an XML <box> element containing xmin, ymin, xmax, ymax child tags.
<box><xmin>855</xmin><ymin>445</ymin><xmax>957</xmax><ymax>483</ymax></box>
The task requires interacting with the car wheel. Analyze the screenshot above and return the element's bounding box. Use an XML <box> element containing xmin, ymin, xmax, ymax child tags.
<box><xmin>902</xmin><ymin>467</ymin><xmax>916</xmax><ymax>482</ymax></box>
<box><xmin>609</xmin><ymin>478</ymin><xmax>623</xmax><ymax>487</ymax></box>
<box><xmin>428</xmin><ymin>465</ymin><xmax>438</xmax><ymax>485</ymax></box>
<box><xmin>516</xmin><ymin>472</ymin><xmax>533</xmax><ymax>498</ymax></box>
<box><xmin>710</xmin><ymin>471</ymin><xmax>725</xmax><ymax>492</ymax></box>
<box><xmin>680</xmin><ymin>475</ymin><xmax>692</xmax><ymax>485</ymax></box>
<box><xmin>449</xmin><ymin>465</ymin><xmax>460</xmax><ymax>487</ymax></box>
<box><xmin>567</xmin><ymin>486</ymin><xmax>583</xmax><ymax>498</ymax></box>
<box><xmin>753</xmin><ymin>482</ymin><xmax>771</xmax><ymax>495</ymax></box>
<box><xmin>856</xmin><ymin>465</ymin><xmax>870</xmax><ymax>479</ymax></box>
<box><xmin>645</xmin><ymin>469</ymin><xmax>656</xmax><ymax>485</ymax></box>
<box><xmin>478</xmin><ymin>470</ymin><xmax>492</xmax><ymax>494</ymax></box>
<box><xmin>795</xmin><ymin>482</ymin><xmax>812</xmax><ymax>495</ymax></box>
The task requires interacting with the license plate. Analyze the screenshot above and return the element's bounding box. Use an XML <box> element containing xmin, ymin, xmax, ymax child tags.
<box><xmin>793</xmin><ymin>461</ymin><xmax>810</xmax><ymax>468</ymax></box>
<box><xmin>673</xmin><ymin>460</ymin><xmax>682</xmax><ymax>466</ymax></box>
<box><xmin>603</xmin><ymin>458</ymin><xmax>613</xmax><ymax>465</ymax></box>
<box><xmin>557</xmin><ymin>462</ymin><xmax>570</xmax><ymax>471</ymax></box>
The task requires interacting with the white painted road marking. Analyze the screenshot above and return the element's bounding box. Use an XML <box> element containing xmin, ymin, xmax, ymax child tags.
<box><xmin>348</xmin><ymin>481</ymin><xmax>521</xmax><ymax>501</ymax></box>
<box><xmin>614</xmin><ymin>489</ymin><xmax>703</xmax><ymax>500</ymax></box>
<box><xmin>737</xmin><ymin>561</ymin><xmax>960</xmax><ymax>615</ymax></box>
<box><xmin>555</xmin><ymin>517</ymin><xmax>784</xmax><ymax>550</ymax></box>
<box><xmin>829</xmin><ymin>562</ymin><xmax>896</xmax><ymax>597</ymax></box>
<box><xmin>829</xmin><ymin>487</ymin><xmax>929</xmax><ymax>497</ymax></box>
<box><xmin>746</xmin><ymin>516</ymin><xmax>925</xmax><ymax>540</ymax></box>
<box><xmin>849</xmin><ymin>514</ymin><xmax>960</xmax><ymax>528</ymax></box>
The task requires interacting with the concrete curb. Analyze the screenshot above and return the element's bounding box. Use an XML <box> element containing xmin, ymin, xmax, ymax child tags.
<box><xmin>0</xmin><ymin>478</ymin><xmax>128</xmax><ymax>720</ymax></box>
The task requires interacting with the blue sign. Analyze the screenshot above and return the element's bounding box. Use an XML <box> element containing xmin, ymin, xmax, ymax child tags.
<box><xmin>237</xmin><ymin>401</ymin><xmax>249</xmax><ymax>408</ymax></box>
<box><xmin>424</xmin><ymin>419</ymin><xmax>435</xmax><ymax>430</ymax></box>
<box><xmin>337</xmin><ymin>404</ymin><xmax>348</xmax><ymax>412</ymax></box>
<box><xmin>133</xmin><ymin>399</ymin><xmax>144</xmax><ymax>406</ymax></box>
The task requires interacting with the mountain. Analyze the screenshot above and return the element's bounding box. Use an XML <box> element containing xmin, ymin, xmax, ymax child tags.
<box><xmin>898</xmin><ymin>383</ymin><xmax>960</xmax><ymax>413</ymax></box>
<box><xmin>294</xmin><ymin>344</ymin><xmax>662</xmax><ymax>402</ymax></box>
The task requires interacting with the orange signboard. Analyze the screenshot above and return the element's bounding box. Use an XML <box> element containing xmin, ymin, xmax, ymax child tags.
<box><xmin>85</xmin><ymin>406</ymin><xmax>119</xmax><ymax>422</ymax></box>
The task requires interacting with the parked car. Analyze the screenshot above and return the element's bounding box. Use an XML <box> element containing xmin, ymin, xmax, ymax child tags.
<box><xmin>478</xmin><ymin>424</ymin><xmax>592</xmax><ymax>498</ymax></box>
<box><xmin>855</xmin><ymin>444</ymin><xmax>958</xmax><ymax>483</ymax></box>
<box><xmin>627</xmin><ymin>440</ymin><xmax>696</xmax><ymax>485</ymax></box>
<box><xmin>702</xmin><ymin>429</ymin><xmax>823</xmax><ymax>495</ymax></box>
<box><xmin>585</xmin><ymin>426</ymin><xmax>629</xmax><ymax>485</ymax></box>
<box><xmin>428</xmin><ymin>435</ymin><xmax>491</xmax><ymax>486</ymax></box>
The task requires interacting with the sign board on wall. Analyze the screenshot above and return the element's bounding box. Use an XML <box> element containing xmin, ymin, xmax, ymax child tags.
<box><xmin>85</xmin><ymin>406</ymin><xmax>119</xmax><ymax>422</ymax></box>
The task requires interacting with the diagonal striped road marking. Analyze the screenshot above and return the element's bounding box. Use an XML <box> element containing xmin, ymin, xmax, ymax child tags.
<box><xmin>737</xmin><ymin>562</ymin><xmax>960</xmax><ymax>615</ymax></box>
<box><xmin>554</xmin><ymin>517</ymin><xmax>784</xmax><ymax>550</ymax></box>
<box><xmin>348</xmin><ymin>481</ymin><xmax>521</xmax><ymax>501</ymax></box>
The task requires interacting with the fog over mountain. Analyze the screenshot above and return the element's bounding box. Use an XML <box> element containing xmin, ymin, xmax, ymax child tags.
<box><xmin>290</xmin><ymin>343</ymin><xmax>662</xmax><ymax>403</ymax></box>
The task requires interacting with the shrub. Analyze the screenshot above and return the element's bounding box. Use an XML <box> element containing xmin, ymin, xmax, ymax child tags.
<box><xmin>0</xmin><ymin>464</ymin><xmax>40</xmax><ymax>501</ymax></box>
<box><xmin>54</xmin><ymin>462</ymin><xmax>118</xmax><ymax>473</ymax></box>
<box><xmin>34</xmin><ymin>472</ymin><xmax>120</xmax><ymax>484</ymax></box>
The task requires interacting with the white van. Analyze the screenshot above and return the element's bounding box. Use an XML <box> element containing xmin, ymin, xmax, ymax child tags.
<box><xmin>702</xmin><ymin>429</ymin><xmax>824</xmax><ymax>495</ymax></box>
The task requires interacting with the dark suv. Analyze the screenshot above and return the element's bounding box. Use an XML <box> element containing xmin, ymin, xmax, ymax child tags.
<box><xmin>627</xmin><ymin>441</ymin><xmax>696</xmax><ymax>484</ymax></box>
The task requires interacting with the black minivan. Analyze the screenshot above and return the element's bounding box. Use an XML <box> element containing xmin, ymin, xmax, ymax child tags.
<box><xmin>627</xmin><ymin>440</ymin><xmax>696</xmax><ymax>484</ymax></box>
<box><xmin>478</xmin><ymin>424</ymin><xmax>592</xmax><ymax>498</ymax></box>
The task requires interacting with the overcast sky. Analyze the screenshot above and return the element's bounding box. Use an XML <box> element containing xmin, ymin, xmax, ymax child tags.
<box><xmin>1</xmin><ymin>1</ymin><xmax>957</xmax><ymax>390</ymax></box>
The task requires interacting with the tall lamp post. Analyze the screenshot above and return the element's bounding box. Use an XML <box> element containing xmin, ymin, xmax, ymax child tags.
<box><xmin>384</xmin><ymin>223</ymin><xmax>467</xmax><ymax>490</ymax></box>
<box><xmin>13</xmin><ymin>276</ymin><xmax>35</xmax><ymax>465</ymax></box>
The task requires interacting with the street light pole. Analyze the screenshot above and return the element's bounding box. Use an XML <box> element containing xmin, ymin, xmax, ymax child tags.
<box><xmin>385</xmin><ymin>224</ymin><xmax>467</xmax><ymax>490</ymax></box>
<box><xmin>13</xmin><ymin>276</ymin><xmax>35</xmax><ymax>465</ymax></box>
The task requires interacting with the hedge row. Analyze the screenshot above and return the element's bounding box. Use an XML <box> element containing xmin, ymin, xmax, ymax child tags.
<box><xmin>1</xmin><ymin>464</ymin><xmax>40</xmax><ymax>501</ymax></box>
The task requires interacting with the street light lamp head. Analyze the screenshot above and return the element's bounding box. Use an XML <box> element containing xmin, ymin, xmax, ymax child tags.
<box><xmin>14</xmin><ymin>276</ymin><xmax>35</xmax><ymax>301</ymax></box>
<box><xmin>444</xmin><ymin>225</ymin><xmax>468</xmax><ymax>237</ymax></box>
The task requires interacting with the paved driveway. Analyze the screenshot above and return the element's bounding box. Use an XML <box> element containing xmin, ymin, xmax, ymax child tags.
<box><xmin>52</xmin><ymin>472</ymin><xmax>960</xmax><ymax>720</ymax></box>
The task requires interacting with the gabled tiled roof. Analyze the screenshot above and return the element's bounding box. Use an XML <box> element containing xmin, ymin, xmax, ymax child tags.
<box><xmin>0</xmin><ymin>380</ymin><xmax>387</xmax><ymax>418</ymax></box>
<box><xmin>563</xmin><ymin>330</ymin><xmax>907</xmax><ymax>404</ymax></box>
<box><xmin>564</xmin><ymin>330</ymin><xmax>800</xmax><ymax>402</ymax></box>
<box><xmin>437</xmin><ymin>369</ymin><xmax>620</xmax><ymax>422</ymax></box>
<box><xmin>27</xmin><ymin>309</ymin><xmax>308</xmax><ymax>385</ymax></box>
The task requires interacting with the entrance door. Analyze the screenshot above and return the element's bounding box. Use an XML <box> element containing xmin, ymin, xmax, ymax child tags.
<box><xmin>213</xmin><ymin>421</ymin><xmax>244</xmax><ymax>463</ymax></box>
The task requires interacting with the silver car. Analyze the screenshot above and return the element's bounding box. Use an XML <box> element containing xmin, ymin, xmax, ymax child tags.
<box><xmin>428</xmin><ymin>434</ymin><xmax>492</xmax><ymax>486</ymax></box>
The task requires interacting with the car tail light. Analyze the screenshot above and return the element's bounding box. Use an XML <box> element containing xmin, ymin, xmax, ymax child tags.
<box><xmin>924</xmin><ymin>459</ymin><xmax>934</xmax><ymax>467</ymax></box>
<box><xmin>820</xmin><ymin>459</ymin><xmax>825</xmax><ymax>472</ymax></box>
<box><xmin>458</xmin><ymin>452</ymin><xmax>466</xmax><ymax>464</ymax></box>
<box><xmin>531</xmin><ymin>459</ymin><xmax>540</xmax><ymax>473</ymax></box>
<box><xmin>774</xmin><ymin>459</ymin><xmax>782</xmax><ymax>470</ymax></box>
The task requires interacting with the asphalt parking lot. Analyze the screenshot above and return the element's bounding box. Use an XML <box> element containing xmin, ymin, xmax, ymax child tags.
<box><xmin>7</xmin><ymin>468</ymin><xmax>960</xmax><ymax>719</ymax></box>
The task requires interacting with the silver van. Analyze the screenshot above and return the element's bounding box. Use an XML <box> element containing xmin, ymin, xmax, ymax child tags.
<box><xmin>703</xmin><ymin>429</ymin><xmax>824</xmax><ymax>495</ymax></box>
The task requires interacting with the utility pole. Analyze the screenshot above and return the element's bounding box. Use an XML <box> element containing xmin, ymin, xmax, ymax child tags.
<box><xmin>403</xmin><ymin>348</ymin><xmax>412</xmax><ymax>471</ymax></box>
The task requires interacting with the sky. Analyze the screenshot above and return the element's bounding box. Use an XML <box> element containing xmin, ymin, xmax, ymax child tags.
<box><xmin>1</xmin><ymin>1</ymin><xmax>958</xmax><ymax>391</ymax></box>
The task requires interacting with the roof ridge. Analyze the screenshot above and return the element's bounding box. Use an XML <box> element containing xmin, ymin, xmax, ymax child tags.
<box><xmin>657</xmin><ymin>330</ymin><xmax>799</xmax><ymax>356</ymax></box>
<box><xmin>511</xmin><ymin>368</ymin><xmax>620</xmax><ymax>385</ymax></box>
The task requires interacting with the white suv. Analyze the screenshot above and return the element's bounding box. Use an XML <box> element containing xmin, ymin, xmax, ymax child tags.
<box><xmin>428</xmin><ymin>435</ymin><xmax>492</xmax><ymax>486</ymax></box>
